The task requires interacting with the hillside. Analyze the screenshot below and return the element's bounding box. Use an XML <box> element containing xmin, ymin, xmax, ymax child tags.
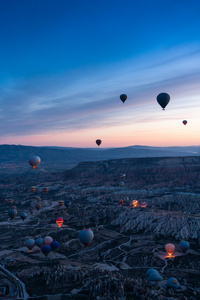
<box><xmin>0</xmin><ymin>144</ymin><xmax>200</xmax><ymax>173</ymax></box>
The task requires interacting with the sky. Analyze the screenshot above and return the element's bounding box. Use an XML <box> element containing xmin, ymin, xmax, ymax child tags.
<box><xmin>0</xmin><ymin>0</ymin><xmax>200</xmax><ymax>147</ymax></box>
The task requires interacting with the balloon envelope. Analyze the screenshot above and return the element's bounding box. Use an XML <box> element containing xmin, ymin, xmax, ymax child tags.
<box><xmin>148</xmin><ymin>272</ymin><xmax>162</xmax><ymax>281</ymax></box>
<box><xmin>43</xmin><ymin>236</ymin><xmax>53</xmax><ymax>245</ymax></box>
<box><xmin>41</xmin><ymin>245</ymin><xmax>51</xmax><ymax>257</ymax></box>
<box><xmin>102</xmin><ymin>162</ymin><xmax>108</xmax><ymax>169</ymax></box>
<box><xmin>156</xmin><ymin>93</ymin><xmax>170</xmax><ymax>109</ymax></box>
<box><xmin>79</xmin><ymin>229</ymin><xmax>94</xmax><ymax>247</ymax></box>
<box><xmin>58</xmin><ymin>200</ymin><xmax>64</xmax><ymax>207</ymax></box>
<box><xmin>118</xmin><ymin>199</ymin><xmax>123</xmax><ymax>206</ymax></box>
<box><xmin>182</xmin><ymin>120</ymin><xmax>187</xmax><ymax>125</ymax></box>
<box><xmin>96</xmin><ymin>139</ymin><xmax>102</xmax><ymax>146</ymax></box>
<box><xmin>35</xmin><ymin>238</ymin><xmax>44</xmax><ymax>248</ymax></box>
<box><xmin>20</xmin><ymin>212</ymin><xmax>27</xmax><ymax>221</ymax></box>
<box><xmin>43</xmin><ymin>187</ymin><xmax>48</xmax><ymax>194</ymax></box>
<box><xmin>166</xmin><ymin>278</ymin><xmax>180</xmax><ymax>289</ymax></box>
<box><xmin>29</xmin><ymin>155</ymin><xmax>41</xmax><ymax>170</ymax></box>
<box><xmin>35</xmin><ymin>203</ymin><xmax>41</xmax><ymax>211</ymax></box>
<box><xmin>118</xmin><ymin>182</ymin><xmax>124</xmax><ymax>187</ymax></box>
<box><xmin>165</xmin><ymin>243</ymin><xmax>175</xmax><ymax>256</ymax></box>
<box><xmin>120</xmin><ymin>94</ymin><xmax>127</xmax><ymax>103</ymax></box>
<box><xmin>145</xmin><ymin>269</ymin><xmax>159</xmax><ymax>277</ymax></box>
<box><xmin>64</xmin><ymin>200</ymin><xmax>71</xmax><ymax>208</ymax></box>
<box><xmin>30</xmin><ymin>186</ymin><xmax>36</xmax><ymax>193</ymax></box>
<box><xmin>56</xmin><ymin>217</ymin><xmax>63</xmax><ymax>227</ymax></box>
<box><xmin>8</xmin><ymin>208</ymin><xmax>17</xmax><ymax>219</ymax></box>
<box><xmin>26</xmin><ymin>239</ymin><xmax>35</xmax><ymax>251</ymax></box>
<box><xmin>179</xmin><ymin>241</ymin><xmax>190</xmax><ymax>252</ymax></box>
<box><xmin>50</xmin><ymin>241</ymin><xmax>60</xmax><ymax>251</ymax></box>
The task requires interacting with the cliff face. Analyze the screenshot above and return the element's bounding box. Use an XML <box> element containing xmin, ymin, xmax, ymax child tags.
<box><xmin>63</xmin><ymin>156</ymin><xmax>200</xmax><ymax>188</ymax></box>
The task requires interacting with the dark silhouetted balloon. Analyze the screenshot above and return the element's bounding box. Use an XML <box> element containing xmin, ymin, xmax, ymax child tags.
<box><xmin>179</xmin><ymin>241</ymin><xmax>190</xmax><ymax>252</ymax></box>
<box><xmin>50</xmin><ymin>241</ymin><xmax>60</xmax><ymax>252</ymax></box>
<box><xmin>102</xmin><ymin>162</ymin><xmax>108</xmax><ymax>169</ymax></box>
<box><xmin>30</xmin><ymin>207</ymin><xmax>34</xmax><ymax>215</ymax></box>
<box><xmin>35</xmin><ymin>202</ymin><xmax>41</xmax><ymax>211</ymax></box>
<box><xmin>120</xmin><ymin>94</ymin><xmax>127</xmax><ymax>103</ymax></box>
<box><xmin>41</xmin><ymin>245</ymin><xmax>51</xmax><ymax>257</ymax></box>
<box><xmin>20</xmin><ymin>212</ymin><xmax>27</xmax><ymax>221</ymax></box>
<box><xmin>26</xmin><ymin>238</ymin><xmax>35</xmax><ymax>251</ymax></box>
<box><xmin>120</xmin><ymin>173</ymin><xmax>126</xmax><ymax>180</ymax></box>
<box><xmin>78</xmin><ymin>229</ymin><xmax>94</xmax><ymax>247</ymax></box>
<box><xmin>118</xmin><ymin>182</ymin><xmax>124</xmax><ymax>187</ymax></box>
<box><xmin>8</xmin><ymin>208</ymin><xmax>17</xmax><ymax>219</ymax></box>
<box><xmin>65</xmin><ymin>200</ymin><xmax>71</xmax><ymax>208</ymax></box>
<box><xmin>29</xmin><ymin>155</ymin><xmax>41</xmax><ymax>170</ymax></box>
<box><xmin>182</xmin><ymin>120</ymin><xmax>187</xmax><ymax>125</ymax></box>
<box><xmin>35</xmin><ymin>238</ymin><xmax>44</xmax><ymax>248</ymax></box>
<box><xmin>96</xmin><ymin>139</ymin><xmax>102</xmax><ymax>146</ymax></box>
<box><xmin>157</xmin><ymin>93</ymin><xmax>170</xmax><ymax>110</ymax></box>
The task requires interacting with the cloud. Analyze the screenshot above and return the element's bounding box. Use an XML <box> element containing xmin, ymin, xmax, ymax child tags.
<box><xmin>0</xmin><ymin>44</ymin><xmax>200</xmax><ymax>138</ymax></box>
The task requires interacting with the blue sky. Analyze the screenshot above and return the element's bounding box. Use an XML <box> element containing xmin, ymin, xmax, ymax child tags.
<box><xmin>0</xmin><ymin>0</ymin><xmax>200</xmax><ymax>147</ymax></box>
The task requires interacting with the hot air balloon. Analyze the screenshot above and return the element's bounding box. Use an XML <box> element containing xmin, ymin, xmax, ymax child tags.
<box><xmin>148</xmin><ymin>272</ymin><xmax>163</xmax><ymax>281</ymax></box>
<box><xmin>35</xmin><ymin>202</ymin><xmax>41</xmax><ymax>211</ymax></box>
<box><xmin>56</xmin><ymin>217</ymin><xmax>63</xmax><ymax>228</ymax></box>
<box><xmin>120</xmin><ymin>94</ymin><xmax>127</xmax><ymax>103</ymax></box>
<box><xmin>7</xmin><ymin>199</ymin><xmax>13</xmax><ymax>205</ymax></box>
<box><xmin>78</xmin><ymin>229</ymin><xmax>94</xmax><ymax>247</ymax></box>
<box><xmin>43</xmin><ymin>187</ymin><xmax>48</xmax><ymax>194</ymax></box>
<box><xmin>96</xmin><ymin>139</ymin><xmax>102</xmax><ymax>146</ymax></box>
<box><xmin>179</xmin><ymin>241</ymin><xmax>190</xmax><ymax>253</ymax></box>
<box><xmin>58</xmin><ymin>200</ymin><xmax>64</xmax><ymax>207</ymax></box>
<box><xmin>35</xmin><ymin>238</ymin><xmax>44</xmax><ymax>248</ymax></box>
<box><xmin>8</xmin><ymin>208</ymin><xmax>17</xmax><ymax>219</ymax></box>
<box><xmin>120</xmin><ymin>173</ymin><xmax>126</xmax><ymax>180</ymax></box>
<box><xmin>43</xmin><ymin>236</ymin><xmax>53</xmax><ymax>246</ymax></box>
<box><xmin>124</xmin><ymin>197</ymin><xmax>129</xmax><ymax>203</ymax></box>
<box><xmin>29</xmin><ymin>155</ymin><xmax>41</xmax><ymax>170</ymax></box>
<box><xmin>156</xmin><ymin>93</ymin><xmax>170</xmax><ymax>110</ymax></box>
<box><xmin>166</xmin><ymin>278</ymin><xmax>180</xmax><ymax>289</ymax></box>
<box><xmin>182</xmin><ymin>120</ymin><xmax>187</xmax><ymax>125</ymax></box>
<box><xmin>20</xmin><ymin>212</ymin><xmax>27</xmax><ymax>221</ymax></box>
<box><xmin>118</xmin><ymin>182</ymin><xmax>124</xmax><ymax>187</ymax></box>
<box><xmin>145</xmin><ymin>269</ymin><xmax>159</xmax><ymax>277</ymax></box>
<box><xmin>64</xmin><ymin>200</ymin><xmax>71</xmax><ymax>208</ymax></box>
<box><xmin>141</xmin><ymin>202</ymin><xmax>147</xmax><ymax>208</ymax></box>
<box><xmin>50</xmin><ymin>241</ymin><xmax>60</xmax><ymax>252</ymax></box>
<box><xmin>36</xmin><ymin>197</ymin><xmax>41</xmax><ymax>202</ymax></box>
<box><xmin>118</xmin><ymin>199</ymin><xmax>123</xmax><ymax>206</ymax></box>
<box><xmin>165</xmin><ymin>243</ymin><xmax>175</xmax><ymax>257</ymax></box>
<box><xmin>30</xmin><ymin>207</ymin><xmax>34</xmax><ymax>215</ymax></box>
<box><xmin>102</xmin><ymin>162</ymin><xmax>108</xmax><ymax>169</ymax></box>
<box><xmin>25</xmin><ymin>238</ymin><xmax>35</xmax><ymax>252</ymax></box>
<box><xmin>30</xmin><ymin>186</ymin><xmax>36</xmax><ymax>193</ymax></box>
<box><xmin>41</xmin><ymin>245</ymin><xmax>51</xmax><ymax>257</ymax></box>
<box><xmin>130</xmin><ymin>200</ymin><xmax>138</xmax><ymax>208</ymax></box>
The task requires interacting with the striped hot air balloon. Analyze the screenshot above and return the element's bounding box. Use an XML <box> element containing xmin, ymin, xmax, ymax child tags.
<box><xmin>56</xmin><ymin>217</ymin><xmax>63</xmax><ymax>228</ymax></box>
